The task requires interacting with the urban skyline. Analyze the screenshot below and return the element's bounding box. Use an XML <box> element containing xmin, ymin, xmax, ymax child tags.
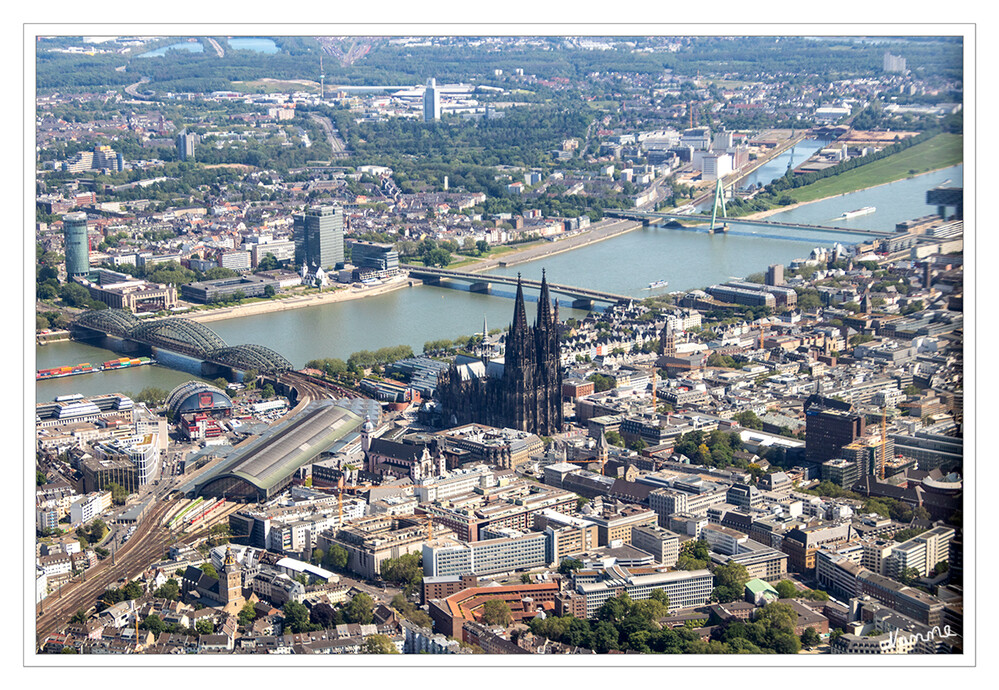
<box><xmin>26</xmin><ymin>28</ymin><xmax>974</xmax><ymax>670</ymax></box>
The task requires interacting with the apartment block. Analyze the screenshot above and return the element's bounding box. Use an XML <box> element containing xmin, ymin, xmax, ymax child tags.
<box><xmin>781</xmin><ymin>521</ymin><xmax>853</xmax><ymax>573</ymax></box>
<box><xmin>649</xmin><ymin>487</ymin><xmax>726</xmax><ymax>522</ymax></box>
<box><xmin>885</xmin><ymin>526</ymin><xmax>955</xmax><ymax>579</ymax></box>
<box><xmin>422</xmin><ymin>531</ymin><xmax>549</xmax><ymax>578</ymax></box>
<box><xmin>630</xmin><ymin>525</ymin><xmax>681</xmax><ymax>568</ymax></box>
<box><xmin>583</xmin><ymin>506</ymin><xmax>658</xmax><ymax>546</ymax></box>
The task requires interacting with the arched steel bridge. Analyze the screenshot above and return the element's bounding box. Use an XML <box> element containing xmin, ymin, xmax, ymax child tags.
<box><xmin>69</xmin><ymin>309</ymin><xmax>293</xmax><ymax>373</ymax></box>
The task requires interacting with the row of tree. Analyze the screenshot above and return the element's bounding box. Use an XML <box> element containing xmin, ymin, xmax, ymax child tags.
<box><xmin>529</xmin><ymin>591</ymin><xmax>818</xmax><ymax>654</ymax></box>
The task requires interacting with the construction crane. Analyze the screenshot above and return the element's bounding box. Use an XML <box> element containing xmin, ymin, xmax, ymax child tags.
<box><xmin>757</xmin><ymin>322</ymin><xmax>772</xmax><ymax>351</ymax></box>
<box><xmin>879</xmin><ymin>407</ymin><xmax>888</xmax><ymax>481</ymax></box>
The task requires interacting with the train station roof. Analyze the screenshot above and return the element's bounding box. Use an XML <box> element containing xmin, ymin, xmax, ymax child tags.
<box><xmin>194</xmin><ymin>401</ymin><xmax>362</xmax><ymax>498</ymax></box>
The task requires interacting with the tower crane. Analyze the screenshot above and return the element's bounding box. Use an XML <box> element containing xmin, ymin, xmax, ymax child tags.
<box><xmin>879</xmin><ymin>407</ymin><xmax>888</xmax><ymax>481</ymax></box>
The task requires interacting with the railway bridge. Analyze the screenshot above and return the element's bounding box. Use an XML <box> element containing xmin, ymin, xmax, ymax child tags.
<box><xmin>69</xmin><ymin>309</ymin><xmax>293</xmax><ymax>378</ymax></box>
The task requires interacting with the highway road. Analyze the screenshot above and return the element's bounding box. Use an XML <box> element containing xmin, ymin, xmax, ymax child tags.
<box><xmin>206</xmin><ymin>37</ymin><xmax>225</xmax><ymax>58</ymax></box>
<box><xmin>307</xmin><ymin>113</ymin><xmax>348</xmax><ymax>158</ymax></box>
<box><xmin>123</xmin><ymin>76</ymin><xmax>151</xmax><ymax>99</ymax></box>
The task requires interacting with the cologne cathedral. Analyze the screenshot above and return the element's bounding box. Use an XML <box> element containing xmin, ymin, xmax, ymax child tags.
<box><xmin>436</xmin><ymin>272</ymin><xmax>563</xmax><ymax>436</ymax></box>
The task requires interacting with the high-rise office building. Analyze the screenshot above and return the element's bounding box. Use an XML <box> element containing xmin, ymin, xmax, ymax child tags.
<box><xmin>92</xmin><ymin>145</ymin><xmax>119</xmax><ymax>171</ymax></box>
<box><xmin>63</xmin><ymin>212</ymin><xmax>91</xmax><ymax>278</ymax></box>
<box><xmin>423</xmin><ymin>78</ymin><xmax>441</xmax><ymax>122</ymax></box>
<box><xmin>176</xmin><ymin>131</ymin><xmax>200</xmax><ymax>161</ymax></box>
<box><xmin>883</xmin><ymin>52</ymin><xmax>907</xmax><ymax>73</ymax></box>
<box><xmin>804</xmin><ymin>395</ymin><xmax>866</xmax><ymax>465</ymax></box>
<box><xmin>293</xmin><ymin>205</ymin><xmax>345</xmax><ymax>270</ymax></box>
<box><xmin>766</xmin><ymin>264</ymin><xmax>784</xmax><ymax>286</ymax></box>
<box><xmin>347</xmin><ymin>240</ymin><xmax>399</xmax><ymax>275</ymax></box>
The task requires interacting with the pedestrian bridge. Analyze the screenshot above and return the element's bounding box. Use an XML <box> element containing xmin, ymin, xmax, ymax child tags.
<box><xmin>406</xmin><ymin>266</ymin><xmax>634</xmax><ymax>309</ymax></box>
<box><xmin>70</xmin><ymin>309</ymin><xmax>293</xmax><ymax>373</ymax></box>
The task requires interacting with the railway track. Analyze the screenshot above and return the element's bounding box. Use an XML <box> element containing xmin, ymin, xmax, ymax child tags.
<box><xmin>279</xmin><ymin>371</ymin><xmax>366</xmax><ymax>403</ymax></box>
<box><xmin>34</xmin><ymin>497</ymin><xmax>238</xmax><ymax>648</ymax></box>
<box><xmin>35</xmin><ymin>499</ymin><xmax>173</xmax><ymax>644</ymax></box>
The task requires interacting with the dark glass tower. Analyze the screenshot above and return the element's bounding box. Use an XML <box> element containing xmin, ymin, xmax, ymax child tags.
<box><xmin>293</xmin><ymin>205</ymin><xmax>345</xmax><ymax>270</ymax></box>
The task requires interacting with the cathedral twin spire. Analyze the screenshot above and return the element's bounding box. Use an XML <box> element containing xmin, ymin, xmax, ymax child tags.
<box><xmin>510</xmin><ymin>270</ymin><xmax>556</xmax><ymax>339</ymax></box>
<box><xmin>436</xmin><ymin>270</ymin><xmax>562</xmax><ymax>436</ymax></box>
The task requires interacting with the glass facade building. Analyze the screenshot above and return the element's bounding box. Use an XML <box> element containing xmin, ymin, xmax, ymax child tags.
<box><xmin>63</xmin><ymin>212</ymin><xmax>91</xmax><ymax>277</ymax></box>
<box><xmin>293</xmin><ymin>205</ymin><xmax>344</xmax><ymax>270</ymax></box>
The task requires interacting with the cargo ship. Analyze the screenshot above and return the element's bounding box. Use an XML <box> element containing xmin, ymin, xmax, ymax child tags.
<box><xmin>36</xmin><ymin>362</ymin><xmax>97</xmax><ymax>380</ymax></box>
<box><xmin>835</xmin><ymin>206</ymin><xmax>876</xmax><ymax>220</ymax></box>
<box><xmin>37</xmin><ymin>356</ymin><xmax>156</xmax><ymax>380</ymax></box>
<box><xmin>101</xmin><ymin>356</ymin><xmax>155</xmax><ymax>371</ymax></box>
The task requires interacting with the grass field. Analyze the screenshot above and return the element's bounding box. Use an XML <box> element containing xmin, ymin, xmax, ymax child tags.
<box><xmin>789</xmin><ymin>133</ymin><xmax>963</xmax><ymax>204</ymax></box>
<box><xmin>230</xmin><ymin>79</ymin><xmax>320</xmax><ymax>94</ymax></box>
<box><xmin>404</xmin><ymin>241</ymin><xmax>550</xmax><ymax>270</ymax></box>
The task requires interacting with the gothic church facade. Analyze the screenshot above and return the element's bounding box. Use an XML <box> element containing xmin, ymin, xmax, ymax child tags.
<box><xmin>436</xmin><ymin>273</ymin><xmax>563</xmax><ymax>436</ymax></box>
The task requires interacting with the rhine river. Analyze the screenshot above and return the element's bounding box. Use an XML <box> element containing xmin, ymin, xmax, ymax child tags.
<box><xmin>34</xmin><ymin>165</ymin><xmax>962</xmax><ymax>402</ymax></box>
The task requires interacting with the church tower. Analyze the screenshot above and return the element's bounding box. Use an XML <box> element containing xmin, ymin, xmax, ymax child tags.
<box><xmin>220</xmin><ymin>546</ymin><xmax>242</xmax><ymax>606</ymax></box>
<box><xmin>503</xmin><ymin>274</ymin><xmax>538</xmax><ymax>432</ymax></box>
<box><xmin>533</xmin><ymin>270</ymin><xmax>563</xmax><ymax>436</ymax></box>
<box><xmin>436</xmin><ymin>270</ymin><xmax>563</xmax><ymax>436</ymax></box>
<box><xmin>596</xmin><ymin>428</ymin><xmax>609</xmax><ymax>469</ymax></box>
<box><xmin>660</xmin><ymin>321</ymin><xmax>677</xmax><ymax>357</ymax></box>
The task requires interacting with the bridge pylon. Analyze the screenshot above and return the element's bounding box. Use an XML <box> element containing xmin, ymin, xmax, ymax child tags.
<box><xmin>709</xmin><ymin>177</ymin><xmax>728</xmax><ymax>233</ymax></box>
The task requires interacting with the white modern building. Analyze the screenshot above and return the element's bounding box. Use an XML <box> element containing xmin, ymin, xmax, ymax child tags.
<box><xmin>414</xmin><ymin>465</ymin><xmax>496</xmax><ymax>503</ymax></box>
<box><xmin>423</xmin><ymin>530</ymin><xmax>549</xmax><ymax>577</ymax></box>
<box><xmin>69</xmin><ymin>491</ymin><xmax>112</xmax><ymax>525</ymax></box>
<box><xmin>701</xmin><ymin>153</ymin><xmax>733</xmax><ymax>181</ymax></box>
<box><xmin>702</xmin><ymin>524</ymin><xmax>749</xmax><ymax>556</ymax></box>
<box><xmin>93</xmin><ymin>433</ymin><xmax>161</xmax><ymax>486</ymax></box>
<box><xmin>885</xmin><ymin>526</ymin><xmax>954</xmax><ymax>579</ymax></box>
<box><xmin>573</xmin><ymin>566</ymin><xmax>714</xmax><ymax>616</ymax></box>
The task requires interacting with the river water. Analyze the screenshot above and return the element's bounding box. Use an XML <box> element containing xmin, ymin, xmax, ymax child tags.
<box><xmin>738</xmin><ymin>138</ymin><xmax>831</xmax><ymax>190</ymax></box>
<box><xmin>35</xmin><ymin>339</ymin><xmax>214</xmax><ymax>402</ymax></box>
<box><xmin>34</xmin><ymin>164</ymin><xmax>962</xmax><ymax>401</ymax></box>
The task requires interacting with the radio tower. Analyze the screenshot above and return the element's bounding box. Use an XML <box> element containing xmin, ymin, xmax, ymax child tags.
<box><xmin>319</xmin><ymin>55</ymin><xmax>325</xmax><ymax>100</ymax></box>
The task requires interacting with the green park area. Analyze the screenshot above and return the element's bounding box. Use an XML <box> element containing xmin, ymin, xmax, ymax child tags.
<box><xmin>789</xmin><ymin>133</ymin><xmax>963</xmax><ymax>204</ymax></box>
